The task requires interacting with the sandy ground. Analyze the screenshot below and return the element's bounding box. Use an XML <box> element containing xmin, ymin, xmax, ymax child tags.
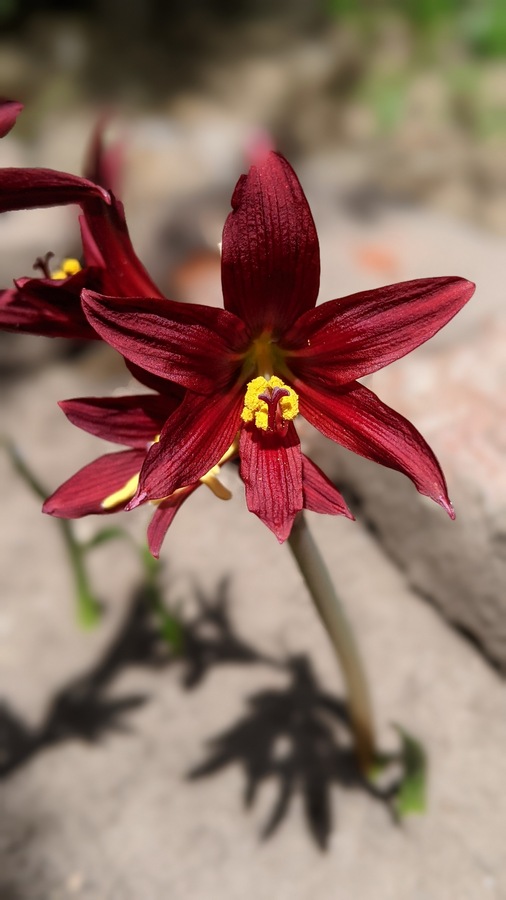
<box><xmin>0</xmin><ymin>114</ymin><xmax>505</xmax><ymax>896</ymax></box>
<box><xmin>1</xmin><ymin>346</ymin><xmax>506</xmax><ymax>899</ymax></box>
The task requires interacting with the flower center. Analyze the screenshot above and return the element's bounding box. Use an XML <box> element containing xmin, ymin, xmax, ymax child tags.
<box><xmin>241</xmin><ymin>376</ymin><xmax>299</xmax><ymax>433</ymax></box>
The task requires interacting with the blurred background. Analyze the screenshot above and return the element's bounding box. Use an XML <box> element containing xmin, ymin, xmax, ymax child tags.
<box><xmin>1</xmin><ymin>0</ymin><xmax>505</xmax><ymax>225</ymax></box>
<box><xmin>1</xmin><ymin>3</ymin><xmax>506</xmax><ymax>896</ymax></box>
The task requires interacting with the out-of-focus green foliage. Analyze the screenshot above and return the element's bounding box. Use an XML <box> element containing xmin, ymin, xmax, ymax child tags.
<box><xmin>328</xmin><ymin>0</ymin><xmax>506</xmax><ymax>58</ymax></box>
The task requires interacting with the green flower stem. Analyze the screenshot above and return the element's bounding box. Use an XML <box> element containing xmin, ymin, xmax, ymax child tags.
<box><xmin>288</xmin><ymin>512</ymin><xmax>376</xmax><ymax>773</ymax></box>
<box><xmin>3</xmin><ymin>439</ymin><xmax>100</xmax><ymax>627</ymax></box>
<box><xmin>59</xmin><ymin>518</ymin><xmax>101</xmax><ymax>628</ymax></box>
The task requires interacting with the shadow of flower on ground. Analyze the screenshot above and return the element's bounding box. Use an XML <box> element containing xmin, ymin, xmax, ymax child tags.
<box><xmin>188</xmin><ymin>654</ymin><xmax>389</xmax><ymax>849</ymax></box>
<box><xmin>0</xmin><ymin>575</ymin><xmax>394</xmax><ymax>848</ymax></box>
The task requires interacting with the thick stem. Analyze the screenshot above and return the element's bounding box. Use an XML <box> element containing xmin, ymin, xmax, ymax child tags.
<box><xmin>287</xmin><ymin>512</ymin><xmax>376</xmax><ymax>773</ymax></box>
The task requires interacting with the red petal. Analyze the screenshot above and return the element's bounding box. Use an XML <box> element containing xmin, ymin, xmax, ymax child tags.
<box><xmin>129</xmin><ymin>386</ymin><xmax>244</xmax><ymax>504</ymax></box>
<box><xmin>59</xmin><ymin>391</ymin><xmax>182</xmax><ymax>447</ymax></box>
<box><xmin>302</xmin><ymin>456</ymin><xmax>353</xmax><ymax>518</ymax></box>
<box><xmin>0</xmin><ymin>168</ymin><xmax>110</xmax><ymax>213</ymax></box>
<box><xmin>43</xmin><ymin>449</ymin><xmax>145</xmax><ymax>518</ymax></box>
<box><xmin>3</xmin><ymin>271</ymin><xmax>98</xmax><ymax>339</ymax></box>
<box><xmin>298</xmin><ymin>380</ymin><xmax>454</xmax><ymax>516</ymax></box>
<box><xmin>221</xmin><ymin>152</ymin><xmax>320</xmax><ymax>337</ymax></box>
<box><xmin>147</xmin><ymin>485</ymin><xmax>198</xmax><ymax>558</ymax></box>
<box><xmin>239</xmin><ymin>421</ymin><xmax>303</xmax><ymax>542</ymax></box>
<box><xmin>285</xmin><ymin>277</ymin><xmax>475</xmax><ymax>386</ymax></box>
<box><xmin>82</xmin><ymin>289</ymin><xmax>247</xmax><ymax>394</ymax></box>
<box><xmin>0</xmin><ymin>100</ymin><xmax>23</xmax><ymax>138</ymax></box>
<box><xmin>82</xmin><ymin>114</ymin><xmax>123</xmax><ymax>195</ymax></box>
<box><xmin>79</xmin><ymin>214</ymin><xmax>106</xmax><ymax>269</ymax></box>
<box><xmin>82</xmin><ymin>196</ymin><xmax>163</xmax><ymax>298</ymax></box>
<box><xmin>125</xmin><ymin>359</ymin><xmax>184</xmax><ymax>395</ymax></box>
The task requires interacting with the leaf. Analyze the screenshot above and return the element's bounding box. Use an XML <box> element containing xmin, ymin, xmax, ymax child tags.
<box><xmin>77</xmin><ymin>589</ymin><xmax>102</xmax><ymax>630</ymax></box>
<box><xmin>157</xmin><ymin>607</ymin><xmax>185</xmax><ymax>654</ymax></box>
<box><xmin>82</xmin><ymin>526</ymin><xmax>130</xmax><ymax>551</ymax></box>
<box><xmin>393</xmin><ymin>725</ymin><xmax>427</xmax><ymax>817</ymax></box>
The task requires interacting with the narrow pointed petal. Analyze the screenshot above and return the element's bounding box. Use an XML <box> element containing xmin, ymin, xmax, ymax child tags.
<box><xmin>59</xmin><ymin>391</ymin><xmax>182</xmax><ymax>447</ymax></box>
<box><xmin>130</xmin><ymin>385</ymin><xmax>244</xmax><ymax>504</ymax></box>
<box><xmin>239</xmin><ymin>422</ymin><xmax>303</xmax><ymax>542</ymax></box>
<box><xmin>82</xmin><ymin>196</ymin><xmax>163</xmax><ymax>298</ymax></box>
<box><xmin>43</xmin><ymin>449</ymin><xmax>145</xmax><ymax>518</ymax></box>
<box><xmin>79</xmin><ymin>213</ymin><xmax>106</xmax><ymax>268</ymax></box>
<box><xmin>0</xmin><ymin>168</ymin><xmax>110</xmax><ymax>213</ymax></box>
<box><xmin>148</xmin><ymin>485</ymin><xmax>198</xmax><ymax>558</ymax></box>
<box><xmin>302</xmin><ymin>456</ymin><xmax>353</xmax><ymax>518</ymax></box>
<box><xmin>221</xmin><ymin>152</ymin><xmax>320</xmax><ymax>336</ymax></box>
<box><xmin>82</xmin><ymin>115</ymin><xmax>123</xmax><ymax>195</ymax></box>
<box><xmin>286</xmin><ymin>277</ymin><xmax>475</xmax><ymax>386</ymax></box>
<box><xmin>82</xmin><ymin>289</ymin><xmax>247</xmax><ymax>393</ymax></box>
<box><xmin>298</xmin><ymin>380</ymin><xmax>454</xmax><ymax>516</ymax></box>
<box><xmin>0</xmin><ymin>100</ymin><xmax>23</xmax><ymax>137</ymax></box>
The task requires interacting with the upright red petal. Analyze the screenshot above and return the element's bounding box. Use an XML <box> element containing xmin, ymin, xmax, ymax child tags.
<box><xmin>82</xmin><ymin>289</ymin><xmax>247</xmax><ymax>394</ymax></box>
<box><xmin>82</xmin><ymin>115</ymin><xmax>123</xmax><ymax>195</ymax></box>
<box><xmin>129</xmin><ymin>386</ymin><xmax>244</xmax><ymax>505</ymax></box>
<box><xmin>0</xmin><ymin>168</ymin><xmax>110</xmax><ymax>212</ymax></box>
<box><xmin>298</xmin><ymin>380</ymin><xmax>454</xmax><ymax>516</ymax></box>
<box><xmin>43</xmin><ymin>449</ymin><xmax>145</xmax><ymax>518</ymax></box>
<box><xmin>285</xmin><ymin>277</ymin><xmax>475</xmax><ymax>386</ymax></box>
<box><xmin>0</xmin><ymin>100</ymin><xmax>23</xmax><ymax>138</ymax></box>
<box><xmin>59</xmin><ymin>392</ymin><xmax>182</xmax><ymax>447</ymax></box>
<box><xmin>221</xmin><ymin>152</ymin><xmax>320</xmax><ymax>337</ymax></box>
<box><xmin>82</xmin><ymin>196</ymin><xmax>164</xmax><ymax>298</ymax></box>
<box><xmin>239</xmin><ymin>422</ymin><xmax>303</xmax><ymax>542</ymax></box>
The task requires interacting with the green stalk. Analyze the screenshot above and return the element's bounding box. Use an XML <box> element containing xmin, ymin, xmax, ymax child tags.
<box><xmin>58</xmin><ymin>519</ymin><xmax>101</xmax><ymax>628</ymax></box>
<box><xmin>288</xmin><ymin>512</ymin><xmax>376</xmax><ymax>773</ymax></box>
<box><xmin>4</xmin><ymin>439</ymin><xmax>100</xmax><ymax>627</ymax></box>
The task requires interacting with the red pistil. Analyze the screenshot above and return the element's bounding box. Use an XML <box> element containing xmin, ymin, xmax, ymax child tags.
<box><xmin>258</xmin><ymin>385</ymin><xmax>290</xmax><ymax>432</ymax></box>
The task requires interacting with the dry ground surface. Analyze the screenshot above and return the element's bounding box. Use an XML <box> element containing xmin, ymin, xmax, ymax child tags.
<box><xmin>1</xmin><ymin>354</ymin><xmax>506</xmax><ymax>900</ymax></box>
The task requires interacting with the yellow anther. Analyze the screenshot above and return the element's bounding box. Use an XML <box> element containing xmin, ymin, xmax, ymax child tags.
<box><xmin>241</xmin><ymin>375</ymin><xmax>299</xmax><ymax>431</ymax></box>
<box><xmin>101</xmin><ymin>472</ymin><xmax>140</xmax><ymax>510</ymax></box>
<box><xmin>51</xmin><ymin>258</ymin><xmax>82</xmax><ymax>280</ymax></box>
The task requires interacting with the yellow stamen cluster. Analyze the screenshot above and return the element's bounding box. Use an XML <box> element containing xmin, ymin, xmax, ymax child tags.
<box><xmin>51</xmin><ymin>258</ymin><xmax>82</xmax><ymax>280</ymax></box>
<box><xmin>241</xmin><ymin>376</ymin><xmax>299</xmax><ymax>431</ymax></box>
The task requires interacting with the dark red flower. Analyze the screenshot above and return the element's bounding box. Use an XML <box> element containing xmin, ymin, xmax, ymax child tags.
<box><xmin>80</xmin><ymin>152</ymin><xmax>474</xmax><ymax>541</ymax></box>
<box><xmin>0</xmin><ymin>122</ymin><xmax>163</xmax><ymax>341</ymax></box>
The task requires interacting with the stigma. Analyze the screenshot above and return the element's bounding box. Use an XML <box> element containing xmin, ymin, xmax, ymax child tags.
<box><xmin>241</xmin><ymin>376</ymin><xmax>299</xmax><ymax>432</ymax></box>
